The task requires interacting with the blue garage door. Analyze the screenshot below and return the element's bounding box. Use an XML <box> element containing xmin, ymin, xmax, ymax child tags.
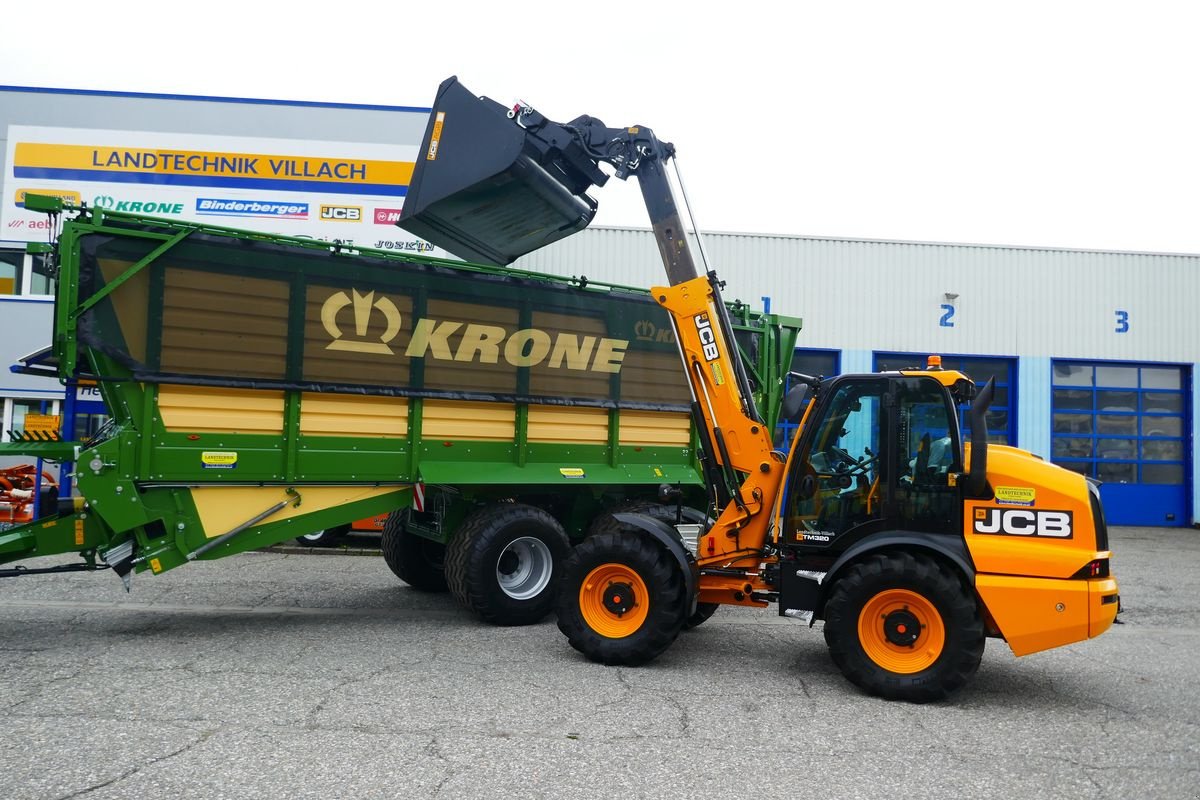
<box><xmin>1051</xmin><ymin>361</ymin><xmax>1191</xmax><ymax>527</ymax></box>
<box><xmin>875</xmin><ymin>353</ymin><xmax>1016</xmax><ymax>445</ymax></box>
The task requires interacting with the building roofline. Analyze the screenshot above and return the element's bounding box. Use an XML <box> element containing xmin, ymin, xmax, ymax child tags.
<box><xmin>0</xmin><ymin>85</ymin><xmax>430</xmax><ymax>114</ymax></box>
<box><xmin>587</xmin><ymin>224</ymin><xmax>1200</xmax><ymax>260</ymax></box>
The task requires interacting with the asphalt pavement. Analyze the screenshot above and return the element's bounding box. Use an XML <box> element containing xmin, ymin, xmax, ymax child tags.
<box><xmin>1</xmin><ymin>526</ymin><xmax>1196</xmax><ymax>799</ymax></box>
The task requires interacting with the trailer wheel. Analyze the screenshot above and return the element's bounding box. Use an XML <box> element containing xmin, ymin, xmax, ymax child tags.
<box><xmin>294</xmin><ymin>524</ymin><xmax>350</xmax><ymax>548</ymax></box>
<box><xmin>445</xmin><ymin>504</ymin><xmax>569</xmax><ymax>626</ymax></box>
<box><xmin>555</xmin><ymin>530</ymin><xmax>689</xmax><ymax>665</ymax></box>
<box><xmin>381</xmin><ymin>511</ymin><xmax>448</xmax><ymax>592</ymax></box>
<box><xmin>823</xmin><ymin>552</ymin><xmax>984</xmax><ymax>703</ymax></box>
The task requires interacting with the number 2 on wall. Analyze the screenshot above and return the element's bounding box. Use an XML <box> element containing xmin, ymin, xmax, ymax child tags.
<box><xmin>939</xmin><ymin>304</ymin><xmax>955</xmax><ymax>328</ymax></box>
<box><xmin>1115</xmin><ymin>310</ymin><xmax>1129</xmax><ymax>334</ymax></box>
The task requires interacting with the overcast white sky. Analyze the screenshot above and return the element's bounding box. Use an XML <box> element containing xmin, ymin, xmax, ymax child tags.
<box><xmin>4</xmin><ymin>1</ymin><xmax>1200</xmax><ymax>253</ymax></box>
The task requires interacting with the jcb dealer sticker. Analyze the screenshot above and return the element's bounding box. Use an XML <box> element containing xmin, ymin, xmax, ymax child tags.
<box><xmin>973</xmin><ymin>507</ymin><xmax>1072</xmax><ymax>538</ymax></box>
<box><xmin>201</xmin><ymin>451</ymin><xmax>239</xmax><ymax>470</ymax></box>
<box><xmin>995</xmin><ymin>486</ymin><xmax>1036</xmax><ymax>506</ymax></box>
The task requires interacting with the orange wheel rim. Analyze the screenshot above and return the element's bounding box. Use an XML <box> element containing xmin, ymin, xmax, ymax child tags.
<box><xmin>579</xmin><ymin>563</ymin><xmax>650</xmax><ymax>638</ymax></box>
<box><xmin>857</xmin><ymin>589</ymin><xmax>945</xmax><ymax>674</ymax></box>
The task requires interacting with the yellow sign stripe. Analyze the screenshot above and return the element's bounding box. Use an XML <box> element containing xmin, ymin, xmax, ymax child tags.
<box><xmin>15</xmin><ymin>142</ymin><xmax>414</xmax><ymax>186</ymax></box>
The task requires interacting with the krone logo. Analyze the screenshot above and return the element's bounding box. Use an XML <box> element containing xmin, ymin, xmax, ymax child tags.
<box><xmin>322</xmin><ymin>290</ymin><xmax>403</xmax><ymax>355</ymax></box>
<box><xmin>634</xmin><ymin>320</ymin><xmax>677</xmax><ymax>344</ymax></box>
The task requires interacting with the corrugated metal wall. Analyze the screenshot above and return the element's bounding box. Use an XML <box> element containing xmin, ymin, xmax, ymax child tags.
<box><xmin>517</xmin><ymin>226</ymin><xmax>1199</xmax><ymax>526</ymax></box>
<box><xmin>514</xmin><ymin>227</ymin><xmax>1199</xmax><ymax>364</ymax></box>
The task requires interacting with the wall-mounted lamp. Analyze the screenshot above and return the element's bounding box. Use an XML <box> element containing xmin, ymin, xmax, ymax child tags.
<box><xmin>943</xmin><ymin>292</ymin><xmax>959</xmax><ymax>301</ymax></box>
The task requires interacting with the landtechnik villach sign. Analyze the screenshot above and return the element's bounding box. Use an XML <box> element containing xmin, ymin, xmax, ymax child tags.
<box><xmin>2</xmin><ymin>125</ymin><xmax>430</xmax><ymax>248</ymax></box>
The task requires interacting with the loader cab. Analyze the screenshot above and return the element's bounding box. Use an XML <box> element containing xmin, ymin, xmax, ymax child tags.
<box><xmin>781</xmin><ymin>373</ymin><xmax>966</xmax><ymax>549</ymax></box>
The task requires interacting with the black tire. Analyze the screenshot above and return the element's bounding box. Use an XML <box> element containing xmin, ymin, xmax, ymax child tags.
<box><xmin>585</xmin><ymin>500</ymin><xmax>663</xmax><ymax>538</ymax></box>
<box><xmin>381</xmin><ymin>510</ymin><xmax>448</xmax><ymax>592</ymax></box>
<box><xmin>444</xmin><ymin>504</ymin><xmax>569</xmax><ymax>626</ymax></box>
<box><xmin>555</xmin><ymin>530</ymin><xmax>689</xmax><ymax>665</ymax></box>
<box><xmin>294</xmin><ymin>524</ymin><xmax>350</xmax><ymax>548</ymax></box>
<box><xmin>588</xmin><ymin>502</ymin><xmax>716</xmax><ymax>630</ymax></box>
<box><xmin>822</xmin><ymin>552</ymin><xmax>984</xmax><ymax>703</ymax></box>
<box><xmin>684</xmin><ymin>602</ymin><xmax>720</xmax><ymax>629</ymax></box>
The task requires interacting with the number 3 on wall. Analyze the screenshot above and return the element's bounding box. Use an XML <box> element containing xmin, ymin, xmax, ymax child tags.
<box><xmin>1115</xmin><ymin>310</ymin><xmax>1129</xmax><ymax>334</ymax></box>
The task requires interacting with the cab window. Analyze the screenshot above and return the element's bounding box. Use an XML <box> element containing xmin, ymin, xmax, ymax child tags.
<box><xmin>894</xmin><ymin>377</ymin><xmax>961</xmax><ymax>531</ymax></box>
<box><xmin>784</xmin><ymin>380</ymin><xmax>886</xmax><ymax>538</ymax></box>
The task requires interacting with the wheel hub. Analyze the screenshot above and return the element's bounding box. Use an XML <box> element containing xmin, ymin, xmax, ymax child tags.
<box><xmin>495</xmin><ymin>536</ymin><xmax>554</xmax><ymax>601</ymax></box>
<box><xmin>602</xmin><ymin>582</ymin><xmax>637</xmax><ymax>616</ymax></box>
<box><xmin>882</xmin><ymin>607</ymin><xmax>923</xmax><ymax>647</ymax></box>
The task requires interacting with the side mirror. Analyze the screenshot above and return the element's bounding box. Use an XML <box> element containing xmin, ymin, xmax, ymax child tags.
<box><xmin>780</xmin><ymin>384</ymin><xmax>811</xmax><ymax>424</ymax></box>
<box><xmin>798</xmin><ymin>474</ymin><xmax>817</xmax><ymax>499</ymax></box>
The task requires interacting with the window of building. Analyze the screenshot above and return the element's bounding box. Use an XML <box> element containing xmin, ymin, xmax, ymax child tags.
<box><xmin>2</xmin><ymin>398</ymin><xmax>60</xmax><ymax>442</ymax></box>
<box><xmin>1051</xmin><ymin>361</ymin><xmax>1189</xmax><ymax>485</ymax></box>
<box><xmin>0</xmin><ymin>250</ymin><xmax>20</xmax><ymax>296</ymax></box>
<box><xmin>29</xmin><ymin>253</ymin><xmax>55</xmax><ymax>296</ymax></box>
<box><xmin>875</xmin><ymin>353</ymin><xmax>1015</xmax><ymax>445</ymax></box>
<box><xmin>778</xmin><ymin>349</ymin><xmax>841</xmax><ymax>447</ymax></box>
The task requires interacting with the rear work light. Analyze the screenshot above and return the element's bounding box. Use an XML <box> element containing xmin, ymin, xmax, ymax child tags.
<box><xmin>1073</xmin><ymin>559</ymin><xmax>1110</xmax><ymax>579</ymax></box>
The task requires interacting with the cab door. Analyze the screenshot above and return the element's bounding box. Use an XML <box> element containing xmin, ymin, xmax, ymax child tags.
<box><xmin>782</xmin><ymin>378</ymin><xmax>888</xmax><ymax>546</ymax></box>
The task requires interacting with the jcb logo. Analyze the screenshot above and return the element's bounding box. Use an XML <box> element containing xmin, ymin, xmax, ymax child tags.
<box><xmin>320</xmin><ymin>205</ymin><xmax>362</xmax><ymax>222</ymax></box>
<box><xmin>973</xmin><ymin>508</ymin><xmax>1073</xmax><ymax>539</ymax></box>
<box><xmin>694</xmin><ymin>313</ymin><xmax>719</xmax><ymax>361</ymax></box>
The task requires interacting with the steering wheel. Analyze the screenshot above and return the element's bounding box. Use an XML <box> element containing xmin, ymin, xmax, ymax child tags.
<box><xmin>831</xmin><ymin>446</ymin><xmax>876</xmax><ymax>477</ymax></box>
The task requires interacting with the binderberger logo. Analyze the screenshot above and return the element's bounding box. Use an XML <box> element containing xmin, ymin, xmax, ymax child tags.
<box><xmin>320</xmin><ymin>289</ymin><xmax>630</xmax><ymax>372</ymax></box>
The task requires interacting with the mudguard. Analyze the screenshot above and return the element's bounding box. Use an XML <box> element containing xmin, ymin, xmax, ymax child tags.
<box><xmin>612</xmin><ymin>512</ymin><xmax>700</xmax><ymax>615</ymax></box>
<box><xmin>816</xmin><ymin>531</ymin><xmax>976</xmax><ymax>619</ymax></box>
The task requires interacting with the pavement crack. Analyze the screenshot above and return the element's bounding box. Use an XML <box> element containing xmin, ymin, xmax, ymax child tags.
<box><xmin>51</xmin><ymin>728</ymin><xmax>216</xmax><ymax>799</ymax></box>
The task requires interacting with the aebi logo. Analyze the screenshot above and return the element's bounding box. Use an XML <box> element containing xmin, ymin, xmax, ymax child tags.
<box><xmin>973</xmin><ymin>508</ymin><xmax>1073</xmax><ymax>538</ymax></box>
<box><xmin>693</xmin><ymin>313</ymin><xmax>720</xmax><ymax>361</ymax></box>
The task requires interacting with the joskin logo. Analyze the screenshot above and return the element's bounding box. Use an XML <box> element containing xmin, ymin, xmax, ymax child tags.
<box><xmin>973</xmin><ymin>508</ymin><xmax>1073</xmax><ymax>538</ymax></box>
<box><xmin>320</xmin><ymin>204</ymin><xmax>362</xmax><ymax>222</ymax></box>
<box><xmin>195</xmin><ymin>198</ymin><xmax>308</xmax><ymax>219</ymax></box>
<box><xmin>93</xmin><ymin>194</ymin><xmax>183</xmax><ymax>214</ymax></box>
<box><xmin>320</xmin><ymin>289</ymin><xmax>629</xmax><ymax>372</ymax></box>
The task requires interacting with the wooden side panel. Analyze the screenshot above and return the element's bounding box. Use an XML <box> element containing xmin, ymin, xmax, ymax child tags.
<box><xmin>300</xmin><ymin>393</ymin><xmax>408</xmax><ymax>438</ymax></box>
<box><xmin>422</xmin><ymin>400</ymin><xmax>515</xmax><ymax>441</ymax></box>
<box><xmin>528</xmin><ymin>406</ymin><xmax>609</xmax><ymax>444</ymax></box>
<box><xmin>619</xmin><ymin>410</ymin><xmax>692</xmax><ymax>446</ymax></box>
<box><xmin>158</xmin><ymin>385</ymin><xmax>285</xmax><ymax>433</ymax></box>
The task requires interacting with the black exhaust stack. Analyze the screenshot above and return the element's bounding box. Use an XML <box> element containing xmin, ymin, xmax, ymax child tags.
<box><xmin>397</xmin><ymin>76</ymin><xmax>603</xmax><ymax>265</ymax></box>
<box><xmin>965</xmin><ymin>377</ymin><xmax>995</xmax><ymax>498</ymax></box>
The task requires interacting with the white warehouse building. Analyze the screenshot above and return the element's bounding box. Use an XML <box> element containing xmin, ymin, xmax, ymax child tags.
<box><xmin>515</xmin><ymin>228</ymin><xmax>1198</xmax><ymax>528</ymax></box>
<box><xmin>1</xmin><ymin>86</ymin><xmax>1196</xmax><ymax>528</ymax></box>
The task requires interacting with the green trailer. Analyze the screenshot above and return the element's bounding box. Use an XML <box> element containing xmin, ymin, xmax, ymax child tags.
<box><xmin>0</xmin><ymin>198</ymin><xmax>800</xmax><ymax>625</ymax></box>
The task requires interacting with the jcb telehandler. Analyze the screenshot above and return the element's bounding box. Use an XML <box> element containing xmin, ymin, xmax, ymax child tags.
<box><xmin>398</xmin><ymin>77</ymin><xmax>1120</xmax><ymax>701</ymax></box>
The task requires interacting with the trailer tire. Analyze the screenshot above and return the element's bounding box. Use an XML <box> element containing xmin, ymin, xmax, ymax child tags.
<box><xmin>381</xmin><ymin>511</ymin><xmax>448</xmax><ymax>592</ymax></box>
<box><xmin>294</xmin><ymin>524</ymin><xmax>350</xmax><ymax>548</ymax></box>
<box><xmin>556</xmin><ymin>530</ymin><xmax>689</xmax><ymax>665</ymax></box>
<box><xmin>822</xmin><ymin>552</ymin><xmax>984</xmax><ymax>703</ymax></box>
<box><xmin>445</xmin><ymin>504</ymin><xmax>569</xmax><ymax>626</ymax></box>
